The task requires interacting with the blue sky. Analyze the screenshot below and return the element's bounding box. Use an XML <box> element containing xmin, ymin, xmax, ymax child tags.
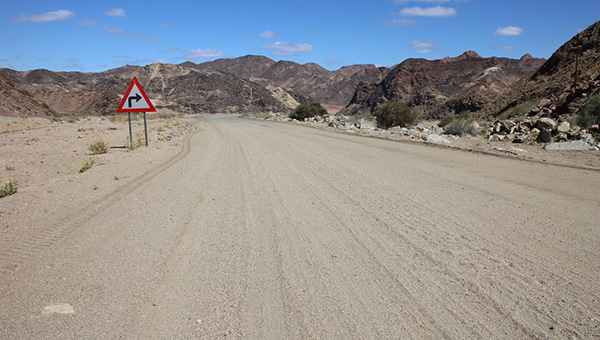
<box><xmin>1</xmin><ymin>0</ymin><xmax>598</xmax><ymax>72</ymax></box>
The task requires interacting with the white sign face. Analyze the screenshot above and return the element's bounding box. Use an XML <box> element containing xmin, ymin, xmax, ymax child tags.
<box><xmin>125</xmin><ymin>83</ymin><xmax>153</xmax><ymax>110</ymax></box>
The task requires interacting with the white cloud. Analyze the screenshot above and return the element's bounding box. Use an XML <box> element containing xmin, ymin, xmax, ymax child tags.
<box><xmin>184</xmin><ymin>48</ymin><xmax>225</xmax><ymax>61</ymax></box>
<box><xmin>399</xmin><ymin>6</ymin><xmax>457</xmax><ymax>17</ymax></box>
<box><xmin>156</xmin><ymin>23</ymin><xmax>174</xmax><ymax>29</ymax></box>
<box><xmin>500</xmin><ymin>45</ymin><xmax>514</xmax><ymax>50</ymax></box>
<box><xmin>407</xmin><ymin>40</ymin><xmax>446</xmax><ymax>53</ymax></box>
<box><xmin>145</xmin><ymin>38</ymin><xmax>165</xmax><ymax>44</ymax></box>
<box><xmin>260</xmin><ymin>30</ymin><xmax>276</xmax><ymax>39</ymax></box>
<box><xmin>245</xmin><ymin>30</ymin><xmax>278</xmax><ymax>39</ymax></box>
<box><xmin>261</xmin><ymin>42</ymin><xmax>314</xmax><ymax>56</ymax></box>
<box><xmin>385</xmin><ymin>18</ymin><xmax>417</xmax><ymax>27</ymax></box>
<box><xmin>65</xmin><ymin>59</ymin><xmax>84</xmax><ymax>70</ymax></box>
<box><xmin>326</xmin><ymin>57</ymin><xmax>341</xmax><ymax>66</ymax></box>
<box><xmin>102</xmin><ymin>25</ymin><xmax>144</xmax><ymax>40</ymax></box>
<box><xmin>14</xmin><ymin>9</ymin><xmax>75</xmax><ymax>23</ymax></box>
<box><xmin>494</xmin><ymin>26</ymin><xmax>524</xmax><ymax>36</ymax></box>
<box><xmin>79</xmin><ymin>19</ymin><xmax>98</xmax><ymax>26</ymax></box>
<box><xmin>104</xmin><ymin>8</ymin><xmax>126</xmax><ymax>17</ymax></box>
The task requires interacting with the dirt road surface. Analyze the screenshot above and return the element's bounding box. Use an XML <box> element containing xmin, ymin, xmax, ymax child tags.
<box><xmin>1</xmin><ymin>115</ymin><xmax>599</xmax><ymax>339</ymax></box>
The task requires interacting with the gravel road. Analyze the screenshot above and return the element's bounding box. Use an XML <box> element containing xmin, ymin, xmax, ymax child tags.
<box><xmin>1</xmin><ymin>114</ymin><xmax>599</xmax><ymax>339</ymax></box>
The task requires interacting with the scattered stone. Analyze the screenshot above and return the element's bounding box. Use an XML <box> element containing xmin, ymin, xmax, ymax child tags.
<box><xmin>512</xmin><ymin>134</ymin><xmax>527</xmax><ymax>143</ymax></box>
<box><xmin>357</xmin><ymin>118</ymin><xmax>376</xmax><ymax>131</ymax></box>
<box><xmin>424</xmin><ymin>134</ymin><xmax>451</xmax><ymax>144</ymax></box>
<box><xmin>579</xmin><ymin>133</ymin><xmax>595</xmax><ymax>145</ymax></box>
<box><xmin>544</xmin><ymin>140</ymin><xmax>599</xmax><ymax>151</ymax></box>
<box><xmin>556</xmin><ymin>121</ymin><xmax>571</xmax><ymax>133</ymax></box>
<box><xmin>539</xmin><ymin>98</ymin><xmax>552</xmax><ymax>107</ymax></box>
<box><xmin>42</xmin><ymin>304</ymin><xmax>74</xmax><ymax>315</ymax></box>
<box><xmin>537</xmin><ymin>129</ymin><xmax>552</xmax><ymax>143</ymax></box>
<box><xmin>536</xmin><ymin>117</ymin><xmax>557</xmax><ymax>130</ymax></box>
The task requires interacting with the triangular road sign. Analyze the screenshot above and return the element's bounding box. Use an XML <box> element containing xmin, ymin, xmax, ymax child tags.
<box><xmin>116</xmin><ymin>77</ymin><xmax>156</xmax><ymax>113</ymax></box>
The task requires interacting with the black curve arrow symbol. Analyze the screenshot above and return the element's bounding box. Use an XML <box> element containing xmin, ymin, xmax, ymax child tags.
<box><xmin>128</xmin><ymin>93</ymin><xmax>142</xmax><ymax>107</ymax></box>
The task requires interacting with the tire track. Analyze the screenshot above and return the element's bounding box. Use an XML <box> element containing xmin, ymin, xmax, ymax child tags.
<box><xmin>0</xmin><ymin>126</ymin><xmax>198</xmax><ymax>276</ymax></box>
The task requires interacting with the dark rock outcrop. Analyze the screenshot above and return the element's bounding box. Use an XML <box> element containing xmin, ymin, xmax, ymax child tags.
<box><xmin>341</xmin><ymin>52</ymin><xmax>545</xmax><ymax>119</ymax></box>
<box><xmin>0</xmin><ymin>73</ymin><xmax>57</xmax><ymax>117</ymax></box>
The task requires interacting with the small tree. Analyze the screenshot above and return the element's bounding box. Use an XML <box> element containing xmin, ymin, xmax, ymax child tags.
<box><xmin>374</xmin><ymin>101</ymin><xmax>419</xmax><ymax>128</ymax></box>
<box><xmin>290</xmin><ymin>103</ymin><xmax>328</xmax><ymax>121</ymax></box>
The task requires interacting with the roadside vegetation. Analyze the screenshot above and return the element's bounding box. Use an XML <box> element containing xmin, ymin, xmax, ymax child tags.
<box><xmin>289</xmin><ymin>103</ymin><xmax>328</xmax><ymax>121</ymax></box>
<box><xmin>88</xmin><ymin>140</ymin><xmax>109</xmax><ymax>154</ymax></box>
<box><xmin>79</xmin><ymin>158</ymin><xmax>95</xmax><ymax>173</ymax></box>
<box><xmin>374</xmin><ymin>101</ymin><xmax>419</xmax><ymax>128</ymax></box>
<box><xmin>439</xmin><ymin>111</ymin><xmax>480</xmax><ymax>136</ymax></box>
<box><xmin>571</xmin><ymin>94</ymin><xmax>600</xmax><ymax>128</ymax></box>
<box><xmin>0</xmin><ymin>179</ymin><xmax>18</xmax><ymax>198</ymax></box>
<box><xmin>498</xmin><ymin>101</ymin><xmax>537</xmax><ymax>120</ymax></box>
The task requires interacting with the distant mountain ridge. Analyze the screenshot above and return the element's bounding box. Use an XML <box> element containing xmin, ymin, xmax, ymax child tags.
<box><xmin>15</xmin><ymin>30</ymin><xmax>600</xmax><ymax>120</ymax></box>
<box><xmin>341</xmin><ymin>51</ymin><xmax>545</xmax><ymax>118</ymax></box>
<box><xmin>192</xmin><ymin>56</ymin><xmax>390</xmax><ymax>106</ymax></box>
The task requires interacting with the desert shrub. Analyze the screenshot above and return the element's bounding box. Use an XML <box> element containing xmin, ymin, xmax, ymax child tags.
<box><xmin>499</xmin><ymin>101</ymin><xmax>537</xmax><ymax>120</ymax></box>
<box><xmin>0</xmin><ymin>180</ymin><xmax>18</xmax><ymax>198</ymax></box>
<box><xmin>125</xmin><ymin>131</ymin><xmax>145</xmax><ymax>149</ymax></box>
<box><xmin>79</xmin><ymin>159</ymin><xmax>95</xmax><ymax>173</ymax></box>
<box><xmin>574</xmin><ymin>94</ymin><xmax>600</xmax><ymax>128</ymax></box>
<box><xmin>444</xmin><ymin>119</ymin><xmax>478</xmax><ymax>136</ymax></box>
<box><xmin>438</xmin><ymin>115</ymin><xmax>454</xmax><ymax>127</ymax></box>
<box><xmin>88</xmin><ymin>140</ymin><xmax>108</xmax><ymax>154</ymax></box>
<box><xmin>289</xmin><ymin>103</ymin><xmax>327</xmax><ymax>121</ymax></box>
<box><xmin>374</xmin><ymin>101</ymin><xmax>419</xmax><ymax>128</ymax></box>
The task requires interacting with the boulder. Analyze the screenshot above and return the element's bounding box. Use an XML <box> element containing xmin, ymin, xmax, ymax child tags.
<box><xmin>538</xmin><ymin>98</ymin><xmax>552</xmax><ymax>107</ymax></box>
<box><xmin>556</xmin><ymin>121</ymin><xmax>571</xmax><ymax>133</ymax></box>
<box><xmin>537</xmin><ymin>128</ymin><xmax>552</xmax><ymax>143</ymax></box>
<box><xmin>544</xmin><ymin>140</ymin><xmax>599</xmax><ymax>151</ymax></box>
<box><xmin>536</xmin><ymin>117</ymin><xmax>557</xmax><ymax>130</ymax></box>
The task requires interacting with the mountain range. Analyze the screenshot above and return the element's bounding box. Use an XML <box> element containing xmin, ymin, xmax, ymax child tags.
<box><xmin>1</xmin><ymin>20</ymin><xmax>598</xmax><ymax>120</ymax></box>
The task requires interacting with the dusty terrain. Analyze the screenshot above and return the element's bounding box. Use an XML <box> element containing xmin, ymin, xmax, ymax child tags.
<box><xmin>0</xmin><ymin>115</ymin><xmax>599</xmax><ymax>339</ymax></box>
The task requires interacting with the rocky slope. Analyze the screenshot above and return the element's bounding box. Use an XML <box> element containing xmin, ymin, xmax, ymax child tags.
<box><xmin>341</xmin><ymin>51</ymin><xmax>545</xmax><ymax>119</ymax></box>
<box><xmin>488</xmin><ymin>20</ymin><xmax>600</xmax><ymax>118</ymax></box>
<box><xmin>0</xmin><ymin>73</ymin><xmax>57</xmax><ymax>117</ymax></box>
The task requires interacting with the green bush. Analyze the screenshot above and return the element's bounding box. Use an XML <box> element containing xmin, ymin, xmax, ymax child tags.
<box><xmin>289</xmin><ymin>103</ymin><xmax>328</xmax><ymax>121</ymax></box>
<box><xmin>444</xmin><ymin>119</ymin><xmax>478</xmax><ymax>136</ymax></box>
<box><xmin>79</xmin><ymin>159</ymin><xmax>95</xmax><ymax>173</ymax></box>
<box><xmin>88</xmin><ymin>140</ymin><xmax>108</xmax><ymax>155</ymax></box>
<box><xmin>438</xmin><ymin>115</ymin><xmax>454</xmax><ymax>128</ymax></box>
<box><xmin>575</xmin><ymin>94</ymin><xmax>600</xmax><ymax>128</ymax></box>
<box><xmin>499</xmin><ymin>101</ymin><xmax>537</xmax><ymax>120</ymax></box>
<box><xmin>374</xmin><ymin>101</ymin><xmax>419</xmax><ymax>128</ymax></box>
<box><xmin>0</xmin><ymin>180</ymin><xmax>18</xmax><ymax>198</ymax></box>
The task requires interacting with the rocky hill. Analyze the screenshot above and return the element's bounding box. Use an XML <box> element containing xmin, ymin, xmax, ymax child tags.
<box><xmin>193</xmin><ymin>56</ymin><xmax>390</xmax><ymax>106</ymax></box>
<box><xmin>0</xmin><ymin>73</ymin><xmax>57</xmax><ymax>117</ymax></box>
<box><xmin>1</xmin><ymin>63</ymin><xmax>311</xmax><ymax>116</ymax></box>
<box><xmin>341</xmin><ymin>51</ymin><xmax>545</xmax><ymax>119</ymax></box>
<box><xmin>487</xmin><ymin>20</ymin><xmax>600</xmax><ymax>118</ymax></box>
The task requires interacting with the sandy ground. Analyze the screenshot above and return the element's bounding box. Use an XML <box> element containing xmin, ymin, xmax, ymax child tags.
<box><xmin>0</xmin><ymin>114</ymin><xmax>599</xmax><ymax>339</ymax></box>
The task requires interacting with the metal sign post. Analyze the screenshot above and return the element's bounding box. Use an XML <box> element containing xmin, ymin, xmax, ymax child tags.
<box><xmin>143</xmin><ymin>112</ymin><xmax>148</xmax><ymax>146</ymax></box>
<box><xmin>128</xmin><ymin>112</ymin><xmax>133</xmax><ymax>149</ymax></box>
